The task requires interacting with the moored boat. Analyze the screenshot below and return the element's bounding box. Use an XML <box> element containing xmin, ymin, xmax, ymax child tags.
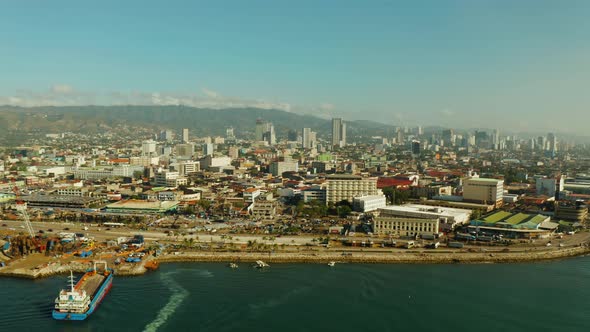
<box><xmin>52</xmin><ymin>261</ymin><xmax>113</xmax><ymax>321</ymax></box>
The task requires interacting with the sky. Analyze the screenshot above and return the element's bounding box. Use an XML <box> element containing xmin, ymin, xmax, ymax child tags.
<box><xmin>1</xmin><ymin>0</ymin><xmax>589</xmax><ymax>134</ymax></box>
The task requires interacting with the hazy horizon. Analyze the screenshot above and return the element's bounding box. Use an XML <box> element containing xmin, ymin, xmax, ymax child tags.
<box><xmin>1</xmin><ymin>1</ymin><xmax>589</xmax><ymax>134</ymax></box>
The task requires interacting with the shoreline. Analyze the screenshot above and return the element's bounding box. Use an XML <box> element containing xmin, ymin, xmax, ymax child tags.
<box><xmin>155</xmin><ymin>245</ymin><xmax>590</xmax><ymax>265</ymax></box>
<box><xmin>3</xmin><ymin>245</ymin><xmax>589</xmax><ymax>280</ymax></box>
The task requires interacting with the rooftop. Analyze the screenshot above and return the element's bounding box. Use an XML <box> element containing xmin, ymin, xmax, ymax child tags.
<box><xmin>106</xmin><ymin>200</ymin><xmax>178</xmax><ymax>210</ymax></box>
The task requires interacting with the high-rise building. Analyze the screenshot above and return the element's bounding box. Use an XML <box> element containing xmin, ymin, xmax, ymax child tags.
<box><xmin>463</xmin><ymin>178</ymin><xmax>504</xmax><ymax>207</ymax></box>
<box><xmin>537</xmin><ymin>136</ymin><xmax>547</xmax><ymax>151</ymax></box>
<box><xmin>331</xmin><ymin>118</ymin><xmax>346</xmax><ymax>147</ymax></box>
<box><xmin>255</xmin><ymin>119</ymin><xmax>276</xmax><ymax>145</ymax></box>
<box><xmin>536</xmin><ymin>176</ymin><xmax>564</xmax><ymax>198</ymax></box>
<box><xmin>269</xmin><ymin>160</ymin><xmax>299</xmax><ymax>176</ymax></box>
<box><xmin>203</xmin><ymin>143</ymin><xmax>215</xmax><ymax>156</ymax></box>
<box><xmin>182</xmin><ymin>128</ymin><xmax>189</xmax><ymax>143</ymax></box>
<box><xmin>255</xmin><ymin>119</ymin><xmax>266</xmax><ymax>141</ymax></box>
<box><xmin>492</xmin><ymin>129</ymin><xmax>500</xmax><ymax>149</ymax></box>
<box><xmin>302</xmin><ymin>128</ymin><xmax>316</xmax><ymax>149</ymax></box>
<box><xmin>228</xmin><ymin>146</ymin><xmax>239</xmax><ymax>159</ymax></box>
<box><xmin>325</xmin><ymin>175</ymin><xmax>378</xmax><ymax>205</ymax></box>
<box><xmin>547</xmin><ymin>133</ymin><xmax>558</xmax><ymax>154</ymax></box>
<box><xmin>176</xmin><ymin>143</ymin><xmax>194</xmax><ymax>158</ymax></box>
<box><xmin>411</xmin><ymin>140</ymin><xmax>421</xmax><ymax>156</ymax></box>
<box><xmin>442</xmin><ymin>129</ymin><xmax>454</xmax><ymax>147</ymax></box>
<box><xmin>159</xmin><ymin>130</ymin><xmax>174</xmax><ymax>142</ymax></box>
<box><xmin>415</xmin><ymin>126</ymin><xmax>423</xmax><ymax>136</ymax></box>
<box><xmin>142</xmin><ymin>140</ymin><xmax>157</xmax><ymax>156</ymax></box>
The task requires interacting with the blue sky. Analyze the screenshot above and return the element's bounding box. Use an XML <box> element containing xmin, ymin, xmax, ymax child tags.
<box><xmin>1</xmin><ymin>0</ymin><xmax>589</xmax><ymax>133</ymax></box>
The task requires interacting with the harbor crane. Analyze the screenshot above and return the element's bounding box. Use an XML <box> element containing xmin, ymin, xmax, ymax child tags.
<box><xmin>13</xmin><ymin>186</ymin><xmax>35</xmax><ymax>238</ymax></box>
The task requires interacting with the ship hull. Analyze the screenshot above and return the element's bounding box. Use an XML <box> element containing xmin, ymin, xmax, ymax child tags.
<box><xmin>52</xmin><ymin>271</ymin><xmax>113</xmax><ymax>321</ymax></box>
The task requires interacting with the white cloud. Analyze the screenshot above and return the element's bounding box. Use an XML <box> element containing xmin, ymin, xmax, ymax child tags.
<box><xmin>0</xmin><ymin>86</ymin><xmax>295</xmax><ymax>113</ymax></box>
<box><xmin>202</xmin><ymin>88</ymin><xmax>219</xmax><ymax>99</ymax></box>
<box><xmin>320</xmin><ymin>103</ymin><xmax>335</xmax><ymax>111</ymax></box>
<box><xmin>440</xmin><ymin>108</ymin><xmax>455</xmax><ymax>117</ymax></box>
<box><xmin>50</xmin><ymin>84</ymin><xmax>74</xmax><ymax>94</ymax></box>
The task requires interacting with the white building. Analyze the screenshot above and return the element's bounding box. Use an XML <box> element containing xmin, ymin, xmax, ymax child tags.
<box><xmin>302</xmin><ymin>128</ymin><xmax>316</xmax><ymax>149</ymax></box>
<box><xmin>331</xmin><ymin>118</ymin><xmax>346</xmax><ymax>147</ymax></box>
<box><xmin>154</xmin><ymin>170</ymin><xmax>188</xmax><ymax>188</ymax></box>
<box><xmin>142</xmin><ymin>140</ymin><xmax>157</xmax><ymax>156</ymax></box>
<box><xmin>376</xmin><ymin>204</ymin><xmax>472</xmax><ymax>232</ymax></box>
<box><xmin>463</xmin><ymin>178</ymin><xmax>504</xmax><ymax>207</ymax></box>
<box><xmin>177</xmin><ymin>161</ymin><xmax>200</xmax><ymax>176</ymax></box>
<box><xmin>130</xmin><ymin>156</ymin><xmax>159</xmax><ymax>167</ymax></box>
<box><xmin>352</xmin><ymin>195</ymin><xmax>387</xmax><ymax>212</ymax></box>
<box><xmin>243</xmin><ymin>188</ymin><xmax>261</xmax><ymax>203</ymax></box>
<box><xmin>199</xmin><ymin>155</ymin><xmax>232</xmax><ymax>169</ymax></box>
<box><xmin>535</xmin><ymin>176</ymin><xmax>564</xmax><ymax>197</ymax></box>
<box><xmin>182</xmin><ymin>128</ymin><xmax>189</xmax><ymax>143</ymax></box>
<box><xmin>269</xmin><ymin>161</ymin><xmax>299</xmax><ymax>176</ymax></box>
<box><xmin>325</xmin><ymin>175</ymin><xmax>378</xmax><ymax>205</ymax></box>
<box><xmin>373</xmin><ymin>217</ymin><xmax>439</xmax><ymax>237</ymax></box>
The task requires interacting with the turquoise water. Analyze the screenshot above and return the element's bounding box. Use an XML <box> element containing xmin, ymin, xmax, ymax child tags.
<box><xmin>1</xmin><ymin>258</ymin><xmax>590</xmax><ymax>332</ymax></box>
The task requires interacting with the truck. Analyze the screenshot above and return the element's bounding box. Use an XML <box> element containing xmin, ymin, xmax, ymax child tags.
<box><xmin>455</xmin><ymin>233</ymin><xmax>476</xmax><ymax>241</ymax></box>
<box><xmin>448</xmin><ymin>242</ymin><xmax>464</xmax><ymax>249</ymax></box>
<box><xmin>421</xmin><ymin>234</ymin><xmax>436</xmax><ymax>240</ymax></box>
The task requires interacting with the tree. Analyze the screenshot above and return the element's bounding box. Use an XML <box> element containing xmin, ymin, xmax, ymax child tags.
<box><xmin>337</xmin><ymin>205</ymin><xmax>352</xmax><ymax>218</ymax></box>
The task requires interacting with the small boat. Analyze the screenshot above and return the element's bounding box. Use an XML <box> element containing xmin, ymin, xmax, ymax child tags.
<box><xmin>328</xmin><ymin>261</ymin><xmax>336</xmax><ymax>267</ymax></box>
<box><xmin>228</xmin><ymin>263</ymin><xmax>238</xmax><ymax>269</ymax></box>
<box><xmin>254</xmin><ymin>260</ymin><xmax>270</xmax><ymax>268</ymax></box>
<box><xmin>144</xmin><ymin>260</ymin><xmax>159</xmax><ymax>271</ymax></box>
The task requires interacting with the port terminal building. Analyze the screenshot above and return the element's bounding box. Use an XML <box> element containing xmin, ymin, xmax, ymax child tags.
<box><xmin>469</xmin><ymin>211</ymin><xmax>558</xmax><ymax>238</ymax></box>
<box><xmin>373</xmin><ymin>204</ymin><xmax>472</xmax><ymax>236</ymax></box>
<box><xmin>105</xmin><ymin>200</ymin><xmax>179</xmax><ymax>214</ymax></box>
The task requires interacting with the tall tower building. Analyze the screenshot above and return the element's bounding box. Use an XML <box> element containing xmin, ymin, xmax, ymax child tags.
<box><xmin>255</xmin><ymin>119</ymin><xmax>275</xmax><ymax>145</ymax></box>
<box><xmin>142</xmin><ymin>140</ymin><xmax>157</xmax><ymax>156</ymax></box>
<box><xmin>331</xmin><ymin>118</ymin><xmax>346</xmax><ymax>147</ymax></box>
<box><xmin>302</xmin><ymin>128</ymin><xmax>314</xmax><ymax>149</ymax></box>
<box><xmin>182</xmin><ymin>128</ymin><xmax>189</xmax><ymax>143</ymax></box>
<box><xmin>226</xmin><ymin>127</ymin><xmax>235</xmax><ymax>139</ymax></box>
<box><xmin>255</xmin><ymin>119</ymin><xmax>266</xmax><ymax>141</ymax></box>
<box><xmin>411</xmin><ymin>140</ymin><xmax>421</xmax><ymax>156</ymax></box>
<box><xmin>547</xmin><ymin>133</ymin><xmax>558</xmax><ymax>154</ymax></box>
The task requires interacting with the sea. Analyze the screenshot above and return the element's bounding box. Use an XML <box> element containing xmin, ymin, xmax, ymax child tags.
<box><xmin>1</xmin><ymin>257</ymin><xmax>589</xmax><ymax>332</ymax></box>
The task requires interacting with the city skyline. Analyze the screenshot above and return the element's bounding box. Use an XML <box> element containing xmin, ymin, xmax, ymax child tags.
<box><xmin>1</xmin><ymin>1</ymin><xmax>590</xmax><ymax>134</ymax></box>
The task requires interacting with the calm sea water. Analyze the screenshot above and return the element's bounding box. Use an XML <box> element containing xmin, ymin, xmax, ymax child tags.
<box><xmin>1</xmin><ymin>258</ymin><xmax>589</xmax><ymax>332</ymax></box>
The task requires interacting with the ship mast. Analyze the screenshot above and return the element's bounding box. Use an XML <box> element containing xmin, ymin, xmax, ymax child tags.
<box><xmin>69</xmin><ymin>271</ymin><xmax>75</xmax><ymax>292</ymax></box>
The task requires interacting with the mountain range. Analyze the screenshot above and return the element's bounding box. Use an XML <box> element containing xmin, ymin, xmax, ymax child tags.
<box><xmin>0</xmin><ymin>105</ymin><xmax>397</xmax><ymax>139</ymax></box>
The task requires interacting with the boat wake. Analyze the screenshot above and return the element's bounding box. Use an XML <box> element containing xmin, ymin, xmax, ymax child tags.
<box><xmin>143</xmin><ymin>272</ymin><xmax>189</xmax><ymax>332</ymax></box>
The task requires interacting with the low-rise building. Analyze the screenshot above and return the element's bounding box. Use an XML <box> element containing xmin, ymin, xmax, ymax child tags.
<box><xmin>376</xmin><ymin>204</ymin><xmax>472</xmax><ymax>232</ymax></box>
<box><xmin>352</xmin><ymin>195</ymin><xmax>387</xmax><ymax>212</ymax></box>
<box><xmin>373</xmin><ymin>217</ymin><xmax>439</xmax><ymax>237</ymax></box>
<box><xmin>105</xmin><ymin>200</ymin><xmax>179</xmax><ymax>214</ymax></box>
<box><xmin>250</xmin><ymin>200</ymin><xmax>277</xmax><ymax>221</ymax></box>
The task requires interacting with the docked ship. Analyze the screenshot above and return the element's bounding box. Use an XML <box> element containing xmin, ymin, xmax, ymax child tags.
<box><xmin>52</xmin><ymin>261</ymin><xmax>113</xmax><ymax>321</ymax></box>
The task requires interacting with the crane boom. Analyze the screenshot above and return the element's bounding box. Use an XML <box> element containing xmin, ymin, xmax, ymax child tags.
<box><xmin>15</xmin><ymin>202</ymin><xmax>35</xmax><ymax>238</ymax></box>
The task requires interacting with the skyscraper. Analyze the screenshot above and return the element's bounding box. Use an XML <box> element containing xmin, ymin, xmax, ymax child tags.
<box><xmin>331</xmin><ymin>118</ymin><xmax>346</xmax><ymax>147</ymax></box>
<box><xmin>302</xmin><ymin>128</ymin><xmax>315</xmax><ymax>149</ymax></box>
<box><xmin>411</xmin><ymin>140</ymin><xmax>421</xmax><ymax>156</ymax></box>
<box><xmin>255</xmin><ymin>119</ymin><xmax>276</xmax><ymax>145</ymax></box>
<box><xmin>182</xmin><ymin>128</ymin><xmax>189</xmax><ymax>143</ymax></box>
<box><xmin>142</xmin><ymin>140</ymin><xmax>157</xmax><ymax>156</ymax></box>
<box><xmin>255</xmin><ymin>119</ymin><xmax>266</xmax><ymax>141</ymax></box>
<box><xmin>547</xmin><ymin>133</ymin><xmax>558</xmax><ymax>154</ymax></box>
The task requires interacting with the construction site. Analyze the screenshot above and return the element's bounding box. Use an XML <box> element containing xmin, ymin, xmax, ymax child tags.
<box><xmin>0</xmin><ymin>202</ymin><xmax>159</xmax><ymax>278</ymax></box>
